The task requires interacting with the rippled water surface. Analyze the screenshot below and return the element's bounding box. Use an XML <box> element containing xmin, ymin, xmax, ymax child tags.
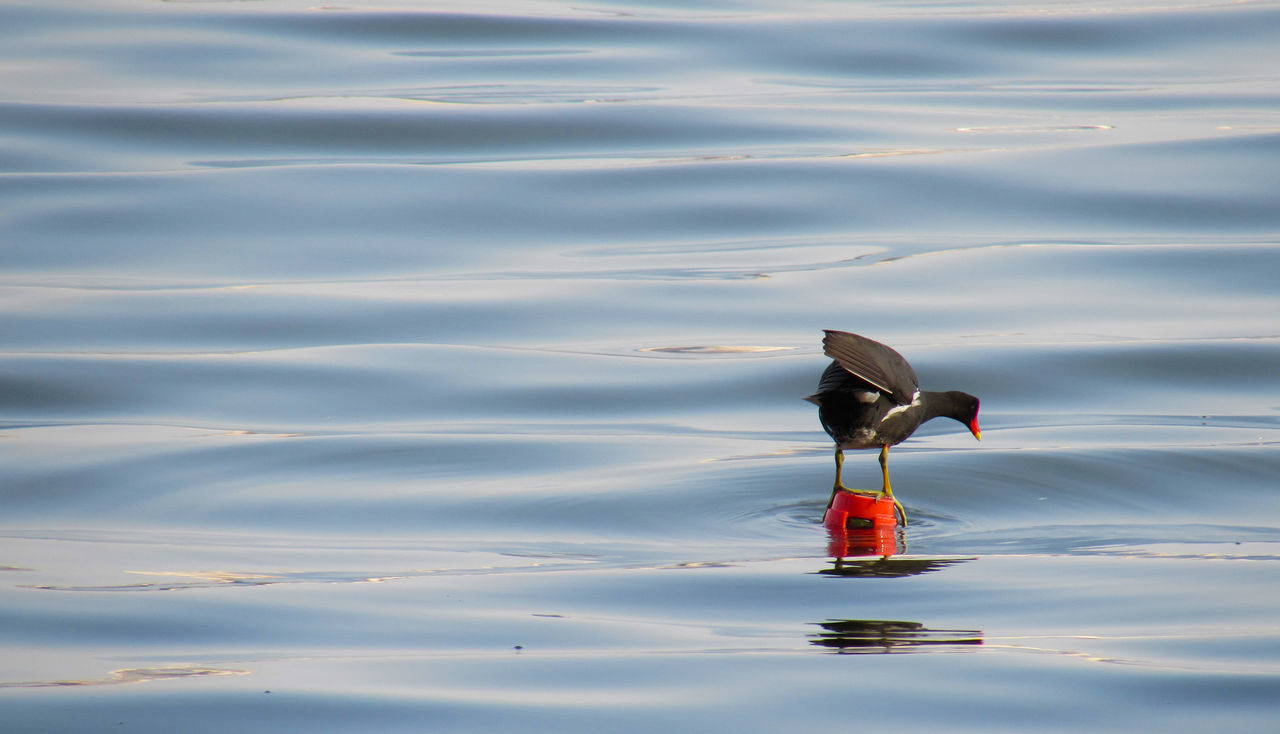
<box><xmin>3</xmin><ymin>0</ymin><xmax>1280</xmax><ymax>731</ymax></box>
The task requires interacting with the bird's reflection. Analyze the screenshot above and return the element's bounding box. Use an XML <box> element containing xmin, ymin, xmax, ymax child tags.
<box><xmin>809</xmin><ymin>619</ymin><xmax>982</xmax><ymax>653</ymax></box>
<box><xmin>818</xmin><ymin>555</ymin><xmax>972</xmax><ymax>578</ymax></box>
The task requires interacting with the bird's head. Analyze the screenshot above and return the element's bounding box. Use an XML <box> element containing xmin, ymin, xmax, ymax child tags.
<box><xmin>944</xmin><ymin>391</ymin><xmax>981</xmax><ymax>441</ymax></box>
<box><xmin>965</xmin><ymin>396</ymin><xmax>981</xmax><ymax>441</ymax></box>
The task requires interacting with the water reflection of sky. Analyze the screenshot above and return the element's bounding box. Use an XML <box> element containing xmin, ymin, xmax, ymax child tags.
<box><xmin>3</xmin><ymin>0</ymin><xmax>1280</xmax><ymax>731</ymax></box>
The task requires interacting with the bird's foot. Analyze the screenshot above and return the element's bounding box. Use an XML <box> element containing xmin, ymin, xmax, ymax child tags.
<box><xmin>873</xmin><ymin>486</ymin><xmax>908</xmax><ymax>526</ymax></box>
<box><xmin>877</xmin><ymin>493</ymin><xmax>907</xmax><ymax>527</ymax></box>
<box><xmin>828</xmin><ymin>483</ymin><xmax>857</xmax><ymax>507</ymax></box>
<box><xmin>829</xmin><ymin>484</ymin><xmax>881</xmax><ymax>508</ymax></box>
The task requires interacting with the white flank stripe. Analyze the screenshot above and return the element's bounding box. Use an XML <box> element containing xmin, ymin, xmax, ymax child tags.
<box><xmin>882</xmin><ymin>391</ymin><xmax>921</xmax><ymax>420</ymax></box>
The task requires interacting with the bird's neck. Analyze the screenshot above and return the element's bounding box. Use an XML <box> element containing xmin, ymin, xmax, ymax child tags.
<box><xmin>920</xmin><ymin>390</ymin><xmax>968</xmax><ymax>422</ymax></box>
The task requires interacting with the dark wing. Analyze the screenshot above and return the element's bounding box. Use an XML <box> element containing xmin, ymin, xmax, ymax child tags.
<box><xmin>821</xmin><ymin>330</ymin><xmax>919</xmax><ymax>405</ymax></box>
<box><xmin>814</xmin><ymin>359</ymin><xmax>860</xmax><ymax>395</ymax></box>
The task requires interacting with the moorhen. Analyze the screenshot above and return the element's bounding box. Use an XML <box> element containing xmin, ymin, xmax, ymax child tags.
<box><xmin>806</xmin><ymin>330</ymin><xmax>981</xmax><ymax>523</ymax></box>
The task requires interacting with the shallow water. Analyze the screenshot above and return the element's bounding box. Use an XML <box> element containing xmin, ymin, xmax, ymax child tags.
<box><xmin>3</xmin><ymin>0</ymin><xmax>1280</xmax><ymax>731</ymax></box>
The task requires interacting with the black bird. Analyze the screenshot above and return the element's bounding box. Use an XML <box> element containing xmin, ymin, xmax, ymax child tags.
<box><xmin>806</xmin><ymin>330</ymin><xmax>981</xmax><ymax>522</ymax></box>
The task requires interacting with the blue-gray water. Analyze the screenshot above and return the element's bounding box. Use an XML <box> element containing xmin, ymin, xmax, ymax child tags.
<box><xmin>3</xmin><ymin>1</ymin><xmax>1280</xmax><ymax>731</ymax></box>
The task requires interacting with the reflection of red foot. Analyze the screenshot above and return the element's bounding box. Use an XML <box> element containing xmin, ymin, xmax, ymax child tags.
<box><xmin>824</xmin><ymin>490</ymin><xmax>899</xmax><ymax>558</ymax></box>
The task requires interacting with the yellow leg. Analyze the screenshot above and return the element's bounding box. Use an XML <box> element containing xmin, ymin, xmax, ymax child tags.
<box><xmin>878</xmin><ymin>445</ymin><xmax>891</xmax><ymax>495</ymax></box>
<box><xmin>879</xmin><ymin>445</ymin><xmax>907</xmax><ymax>526</ymax></box>
<box><xmin>827</xmin><ymin>448</ymin><xmax>848</xmax><ymax>508</ymax></box>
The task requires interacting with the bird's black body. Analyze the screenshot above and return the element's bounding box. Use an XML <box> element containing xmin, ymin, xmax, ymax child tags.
<box><xmin>808</xmin><ymin>330</ymin><xmax>981</xmax><ymax>521</ymax></box>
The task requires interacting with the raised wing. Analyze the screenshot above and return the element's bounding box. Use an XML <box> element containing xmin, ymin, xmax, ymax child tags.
<box><xmin>821</xmin><ymin>330</ymin><xmax>919</xmax><ymax>405</ymax></box>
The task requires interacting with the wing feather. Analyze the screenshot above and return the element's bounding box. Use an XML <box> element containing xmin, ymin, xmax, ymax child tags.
<box><xmin>821</xmin><ymin>330</ymin><xmax>919</xmax><ymax>405</ymax></box>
